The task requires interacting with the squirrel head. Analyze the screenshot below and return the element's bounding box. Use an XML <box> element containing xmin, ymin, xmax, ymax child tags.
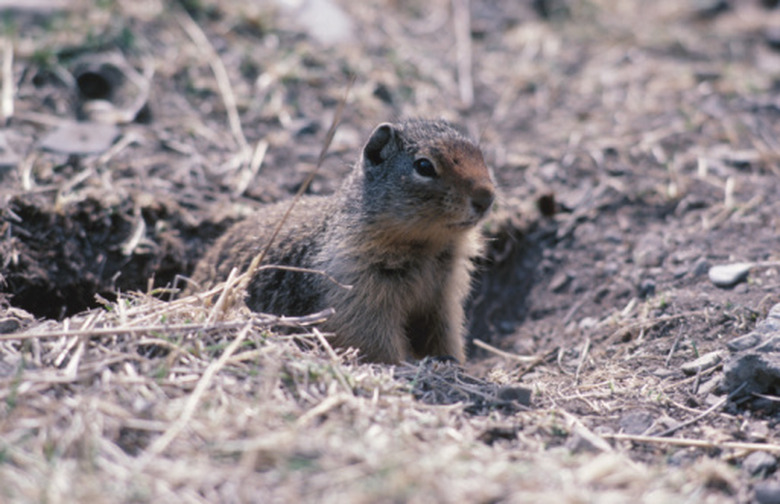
<box><xmin>357</xmin><ymin>119</ymin><xmax>495</xmax><ymax>244</ymax></box>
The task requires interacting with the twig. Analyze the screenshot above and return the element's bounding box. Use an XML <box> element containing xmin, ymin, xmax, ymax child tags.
<box><xmin>452</xmin><ymin>0</ymin><xmax>474</xmax><ymax>107</ymax></box>
<box><xmin>607</xmin><ymin>310</ymin><xmax>705</xmax><ymax>344</ymax></box>
<box><xmin>1</xmin><ymin>37</ymin><xmax>13</xmax><ymax>124</ymax></box>
<box><xmin>652</xmin><ymin>396</ymin><xmax>727</xmax><ymax>437</ymax></box>
<box><xmin>472</xmin><ymin>338</ymin><xmax>539</xmax><ymax>363</ymax></box>
<box><xmin>654</xmin><ymin>382</ymin><xmax>746</xmax><ymax>437</ymax></box>
<box><xmin>233</xmin><ymin>140</ymin><xmax>268</xmax><ymax>197</ymax></box>
<box><xmin>205</xmin><ymin>267</ymin><xmax>241</xmax><ymax>325</ymax></box>
<box><xmin>312</xmin><ymin>327</ymin><xmax>353</xmax><ymax>394</ymax></box>
<box><xmin>574</xmin><ymin>336</ymin><xmax>590</xmax><ymax>384</ymax></box>
<box><xmin>604</xmin><ymin>433</ymin><xmax>780</xmax><ymax>454</ymax></box>
<box><xmin>665</xmin><ymin>327</ymin><xmax>683</xmax><ymax>367</ymax></box>
<box><xmin>136</xmin><ymin>321</ymin><xmax>252</xmax><ymax>468</ymax></box>
<box><xmin>240</xmin><ymin>77</ymin><xmax>355</xmax><ymax>291</ymax></box>
<box><xmin>2</xmin><ymin>309</ymin><xmax>334</xmax><ymax>341</ymax></box>
<box><xmin>296</xmin><ymin>394</ymin><xmax>354</xmax><ymax>427</ymax></box>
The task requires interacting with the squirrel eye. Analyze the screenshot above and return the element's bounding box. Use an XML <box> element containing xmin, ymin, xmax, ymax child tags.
<box><xmin>413</xmin><ymin>158</ymin><xmax>437</xmax><ymax>178</ymax></box>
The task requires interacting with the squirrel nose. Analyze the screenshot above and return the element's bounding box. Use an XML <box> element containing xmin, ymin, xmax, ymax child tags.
<box><xmin>470</xmin><ymin>187</ymin><xmax>495</xmax><ymax>216</ymax></box>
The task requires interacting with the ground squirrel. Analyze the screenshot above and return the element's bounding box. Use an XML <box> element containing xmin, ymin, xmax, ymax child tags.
<box><xmin>191</xmin><ymin>119</ymin><xmax>496</xmax><ymax>364</ymax></box>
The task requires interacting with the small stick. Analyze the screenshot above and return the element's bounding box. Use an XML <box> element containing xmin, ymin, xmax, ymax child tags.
<box><xmin>574</xmin><ymin>336</ymin><xmax>591</xmax><ymax>383</ymax></box>
<box><xmin>296</xmin><ymin>394</ymin><xmax>354</xmax><ymax>427</ymax></box>
<box><xmin>604</xmin><ymin>433</ymin><xmax>780</xmax><ymax>454</ymax></box>
<box><xmin>653</xmin><ymin>382</ymin><xmax>745</xmax><ymax>437</ymax></box>
<box><xmin>472</xmin><ymin>338</ymin><xmax>539</xmax><ymax>363</ymax></box>
<box><xmin>205</xmin><ymin>267</ymin><xmax>241</xmax><ymax>325</ymax></box>
<box><xmin>1</xmin><ymin>309</ymin><xmax>334</xmax><ymax>342</ymax></box>
<box><xmin>1</xmin><ymin>37</ymin><xmax>13</xmax><ymax>124</ymax></box>
<box><xmin>312</xmin><ymin>327</ymin><xmax>353</xmax><ymax>394</ymax></box>
<box><xmin>652</xmin><ymin>396</ymin><xmax>727</xmax><ymax>438</ymax></box>
<box><xmin>233</xmin><ymin>140</ymin><xmax>269</xmax><ymax>197</ymax></box>
<box><xmin>665</xmin><ymin>327</ymin><xmax>683</xmax><ymax>367</ymax></box>
<box><xmin>452</xmin><ymin>0</ymin><xmax>474</xmax><ymax>107</ymax></box>
<box><xmin>240</xmin><ymin>77</ymin><xmax>355</xmax><ymax>291</ymax></box>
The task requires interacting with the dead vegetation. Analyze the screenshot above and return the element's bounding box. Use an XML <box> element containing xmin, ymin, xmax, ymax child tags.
<box><xmin>1</xmin><ymin>0</ymin><xmax>780</xmax><ymax>502</ymax></box>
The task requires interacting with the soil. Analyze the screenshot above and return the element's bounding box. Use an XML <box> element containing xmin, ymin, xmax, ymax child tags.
<box><xmin>1</xmin><ymin>0</ymin><xmax>780</xmax><ymax>502</ymax></box>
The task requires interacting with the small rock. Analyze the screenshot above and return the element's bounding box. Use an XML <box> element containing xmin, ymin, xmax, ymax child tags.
<box><xmin>549</xmin><ymin>271</ymin><xmax>572</xmax><ymax>293</ymax></box>
<box><xmin>279</xmin><ymin>0</ymin><xmax>355</xmax><ymax>45</ymax></box>
<box><xmin>692</xmin><ymin>257</ymin><xmax>710</xmax><ymax>277</ymax></box>
<box><xmin>744</xmin><ymin>452</ymin><xmax>777</xmax><ymax>477</ymax></box>
<box><xmin>754</xmin><ymin>480</ymin><xmax>780</xmax><ymax>504</ymax></box>
<box><xmin>0</xmin><ymin>307</ymin><xmax>34</xmax><ymax>334</ymax></box>
<box><xmin>703</xmin><ymin>393</ymin><xmax>724</xmax><ymax>407</ymax></box>
<box><xmin>697</xmin><ymin>375</ymin><xmax>723</xmax><ymax>396</ymax></box>
<box><xmin>692</xmin><ymin>0</ymin><xmax>730</xmax><ymax>19</ymax></box>
<box><xmin>497</xmin><ymin>386</ymin><xmax>532</xmax><ymax>407</ymax></box>
<box><xmin>708</xmin><ymin>262</ymin><xmax>753</xmax><ymax>288</ymax></box>
<box><xmin>0</xmin><ymin>318</ymin><xmax>20</xmax><ymax>333</ymax></box>
<box><xmin>638</xmin><ymin>278</ymin><xmax>656</xmax><ymax>298</ymax></box>
<box><xmin>40</xmin><ymin>121</ymin><xmax>119</xmax><ymax>155</ymax></box>
<box><xmin>724</xmin><ymin>351</ymin><xmax>780</xmax><ymax>399</ymax></box>
<box><xmin>728</xmin><ymin>331</ymin><xmax>764</xmax><ymax>352</ymax></box>
<box><xmin>565</xmin><ymin>428</ymin><xmax>612</xmax><ymax>454</ymax></box>
<box><xmin>619</xmin><ymin>410</ymin><xmax>655</xmax><ymax>435</ymax></box>
<box><xmin>681</xmin><ymin>350</ymin><xmax>724</xmax><ymax>376</ymax></box>
<box><xmin>477</xmin><ymin>426</ymin><xmax>518</xmax><ymax>446</ymax></box>
<box><xmin>633</xmin><ymin>234</ymin><xmax>666</xmax><ymax>268</ymax></box>
<box><xmin>766</xmin><ymin>26</ymin><xmax>780</xmax><ymax>51</ymax></box>
<box><xmin>748</xmin><ymin>421</ymin><xmax>771</xmax><ymax>443</ymax></box>
<box><xmin>668</xmin><ymin>448</ymin><xmax>698</xmax><ymax>467</ymax></box>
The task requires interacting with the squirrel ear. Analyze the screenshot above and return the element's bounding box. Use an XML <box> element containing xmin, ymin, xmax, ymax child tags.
<box><xmin>363</xmin><ymin>123</ymin><xmax>399</xmax><ymax>166</ymax></box>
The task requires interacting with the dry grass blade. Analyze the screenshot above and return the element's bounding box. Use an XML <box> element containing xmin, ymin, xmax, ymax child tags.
<box><xmin>136</xmin><ymin>321</ymin><xmax>253</xmax><ymax>468</ymax></box>
<box><xmin>604</xmin><ymin>434</ymin><xmax>780</xmax><ymax>454</ymax></box>
<box><xmin>472</xmin><ymin>338</ymin><xmax>539</xmax><ymax>363</ymax></box>
<box><xmin>452</xmin><ymin>0</ymin><xmax>474</xmax><ymax>108</ymax></box>
<box><xmin>239</xmin><ymin>77</ymin><xmax>355</xmax><ymax>291</ymax></box>
<box><xmin>653</xmin><ymin>396</ymin><xmax>728</xmax><ymax>437</ymax></box>
<box><xmin>1</xmin><ymin>37</ymin><xmax>13</xmax><ymax>124</ymax></box>
<box><xmin>177</xmin><ymin>9</ymin><xmax>248</xmax><ymax>153</ymax></box>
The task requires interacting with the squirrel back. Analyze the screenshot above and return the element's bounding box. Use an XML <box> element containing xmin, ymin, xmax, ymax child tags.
<box><xmin>191</xmin><ymin>119</ymin><xmax>496</xmax><ymax>364</ymax></box>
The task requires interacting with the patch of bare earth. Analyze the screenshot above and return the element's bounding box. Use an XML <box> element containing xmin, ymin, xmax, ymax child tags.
<box><xmin>1</xmin><ymin>0</ymin><xmax>779</xmax><ymax>502</ymax></box>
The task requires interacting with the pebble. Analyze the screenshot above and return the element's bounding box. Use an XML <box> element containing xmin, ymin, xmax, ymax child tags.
<box><xmin>724</xmin><ymin>303</ymin><xmax>780</xmax><ymax>401</ymax></box>
<box><xmin>708</xmin><ymin>262</ymin><xmax>753</xmax><ymax>288</ymax></box>
<box><xmin>743</xmin><ymin>452</ymin><xmax>777</xmax><ymax>477</ymax></box>
<box><xmin>692</xmin><ymin>257</ymin><xmax>710</xmax><ymax>277</ymax></box>
<box><xmin>638</xmin><ymin>278</ymin><xmax>656</xmax><ymax>298</ymax></box>
<box><xmin>633</xmin><ymin>234</ymin><xmax>666</xmax><ymax>268</ymax></box>
<box><xmin>681</xmin><ymin>350</ymin><xmax>725</xmax><ymax>376</ymax></box>
<box><xmin>766</xmin><ymin>26</ymin><xmax>780</xmax><ymax>51</ymax></box>
<box><xmin>619</xmin><ymin>410</ymin><xmax>655</xmax><ymax>435</ymax></box>
<box><xmin>754</xmin><ymin>481</ymin><xmax>780</xmax><ymax>504</ymax></box>
<box><xmin>549</xmin><ymin>271</ymin><xmax>572</xmax><ymax>293</ymax></box>
<box><xmin>40</xmin><ymin>121</ymin><xmax>119</xmax><ymax>155</ymax></box>
<box><xmin>728</xmin><ymin>332</ymin><xmax>764</xmax><ymax>352</ymax></box>
<box><xmin>497</xmin><ymin>386</ymin><xmax>532</xmax><ymax>407</ymax></box>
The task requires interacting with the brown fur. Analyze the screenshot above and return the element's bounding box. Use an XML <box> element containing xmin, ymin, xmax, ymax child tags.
<box><xmin>190</xmin><ymin>119</ymin><xmax>495</xmax><ymax>364</ymax></box>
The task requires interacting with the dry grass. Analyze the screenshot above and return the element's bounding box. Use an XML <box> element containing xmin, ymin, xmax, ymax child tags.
<box><xmin>0</xmin><ymin>289</ymin><xmax>746</xmax><ymax>503</ymax></box>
